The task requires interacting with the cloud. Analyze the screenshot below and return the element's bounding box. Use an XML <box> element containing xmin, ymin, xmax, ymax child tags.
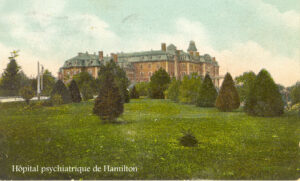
<box><xmin>215</xmin><ymin>41</ymin><xmax>300</xmax><ymax>86</ymax></box>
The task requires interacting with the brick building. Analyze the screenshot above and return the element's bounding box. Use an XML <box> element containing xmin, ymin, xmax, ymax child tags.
<box><xmin>58</xmin><ymin>41</ymin><xmax>221</xmax><ymax>87</ymax></box>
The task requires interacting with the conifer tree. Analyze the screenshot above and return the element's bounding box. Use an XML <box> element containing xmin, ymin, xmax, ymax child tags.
<box><xmin>50</xmin><ymin>80</ymin><xmax>71</xmax><ymax>104</ymax></box>
<box><xmin>129</xmin><ymin>86</ymin><xmax>139</xmax><ymax>99</ymax></box>
<box><xmin>216</xmin><ymin>73</ymin><xmax>240</xmax><ymax>111</ymax></box>
<box><xmin>149</xmin><ymin>68</ymin><xmax>171</xmax><ymax>99</ymax></box>
<box><xmin>197</xmin><ymin>74</ymin><xmax>217</xmax><ymax>107</ymax></box>
<box><xmin>245</xmin><ymin>69</ymin><xmax>284</xmax><ymax>116</ymax></box>
<box><xmin>93</xmin><ymin>62</ymin><xmax>123</xmax><ymax>122</ymax></box>
<box><xmin>68</xmin><ymin>80</ymin><xmax>82</xmax><ymax>103</ymax></box>
<box><xmin>165</xmin><ymin>78</ymin><xmax>181</xmax><ymax>102</ymax></box>
<box><xmin>0</xmin><ymin>59</ymin><xmax>21</xmax><ymax>96</ymax></box>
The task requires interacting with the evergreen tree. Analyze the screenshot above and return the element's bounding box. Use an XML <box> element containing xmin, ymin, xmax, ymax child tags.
<box><xmin>245</xmin><ymin>69</ymin><xmax>284</xmax><ymax>117</ymax></box>
<box><xmin>50</xmin><ymin>80</ymin><xmax>71</xmax><ymax>104</ymax></box>
<box><xmin>165</xmin><ymin>77</ymin><xmax>181</xmax><ymax>102</ymax></box>
<box><xmin>68</xmin><ymin>80</ymin><xmax>82</xmax><ymax>103</ymax></box>
<box><xmin>216</xmin><ymin>73</ymin><xmax>240</xmax><ymax>111</ymax></box>
<box><xmin>93</xmin><ymin>62</ymin><xmax>123</xmax><ymax>122</ymax></box>
<box><xmin>0</xmin><ymin>59</ymin><xmax>21</xmax><ymax>96</ymax></box>
<box><xmin>149</xmin><ymin>68</ymin><xmax>171</xmax><ymax>99</ymax></box>
<box><xmin>129</xmin><ymin>86</ymin><xmax>139</xmax><ymax>99</ymax></box>
<box><xmin>179</xmin><ymin>73</ymin><xmax>202</xmax><ymax>104</ymax></box>
<box><xmin>197</xmin><ymin>74</ymin><xmax>217</xmax><ymax>107</ymax></box>
<box><xmin>235</xmin><ymin>71</ymin><xmax>256</xmax><ymax>103</ymax></box>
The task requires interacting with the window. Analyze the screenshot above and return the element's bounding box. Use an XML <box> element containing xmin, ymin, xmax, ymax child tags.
<box><xmin>156</xmin><ymin>64</ymin><xmax>160</xmax><ymax>69</ymax></box>
<box><xmin>140</xmin><ymin>64</ymin><xmax>143</xmax><ymax>69</ymax></box>
<box><xmin>148</xmin><ymin>63</ymin><xmax>152</xmax><ymax>68</ymax></box>
<box><xmin>148</xmin><ymin>72</ymin><xmax>152</xmax><ymax>76</ymax></box>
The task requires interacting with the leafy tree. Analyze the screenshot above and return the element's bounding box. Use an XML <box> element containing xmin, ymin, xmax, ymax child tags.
<box><xmin>97</xmin><ymin>60</ymin><xmax>130</xmax><ymax>103</ymax></box>
<box><xmin>73</xmin><ymin>71</ymin><xmax>97</xmax><ymax>94</ymax></box>
<box><xmin>19</xmin><ymin>86</ymin><xmax>34</xmax><ymax>105</ymax></box>
<box><xmin>196</xmin><ymin>74</ymin><xmax>217</xmax><ymax>107</ymax></box>
<box><xmin>165</xmin><ymin>78</ymin><xmax>181</xmax><ymax>102</ymax></box>
<box><xmin>68</xmin><ymin>80</ymin><xmax>82</xmax><ymax>103</ymax></box>
<box><xmin>81</xmin><ymin>82</ymin><xmax>94</xmax><ymax>101</ymax></box>
<box><xmin>41</xmin><ymin>70</ymin><xmax>56</xmax><ymax>96</ymax></box>
<box><xmin>0</xmin><ymin>59</ymin><xmax>21</xmax><ymax>96</ymax></box>
<box><xmin>93</xmin><ymin>62</ymin><xmax>123</xmax><ymax>122</ymax></box>
<box><xmin>149</xmin><ymin>68</ymin><xmax>171</xmax><ymax>99</ymax></box>
<box><xmin>216</xmin><ymin>73</ymin><xmax>240</xmax><ymax>111</ymax></box>
<box><xmin>135</xmin><ymin>82</ymin><xmax>149</xmax><ymax>97</ymax></box>
<box><xmin>235</xmin><ymin>71</ymin><xmax>256</xmax><ymax>102</ymax></box>
<box><xmin>50</xmin><ymin>80</ymin><xmax>71</xmax><ymax>104</ymax></box>
<box><xmin>245</xmin><ymin>69</ymin><xmax>284</xmax><ymax>117</ymax></box>
<box><xmin>179</xmin><ymin>73</ymin><xmax>202</xmax><ymax>104</ymax></box>
<box><xmin>291</xmin><ymin>82</ymin><xmax>300</xmax><ymax>105</ymax></box>
<box><xmin>129</xmin><ymin>86</ymin><xmax>139</xmax><ymax>99</ymax></box>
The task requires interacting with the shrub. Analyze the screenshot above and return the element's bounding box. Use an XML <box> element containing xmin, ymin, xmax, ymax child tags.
<box><xmin>68</xmin><ymin>80</ymin><xmax>82</xmax><ymax>103</ymax></box>
<box><xmin>50</xmin><ymin>80</ymin><xmax>71</xmax><ymax>104</ymax></box>
<box><xmin>135</xmin><ymin>82</ymin><xmax>149</xmax><ymax>97</ymax></box>
<box><xmin>149</xmin><ymin>68</ymin><xmax>171</xmax><ymax>99</ymax></box>
<box><xmin>129</xmin><ymin>86</ymin><xmax>139</xmax><ymax>99</ymax></box>
<box><xmin>165</xmin><ymin>78</ymin><xmax>181</xmax><ymax>102</ymax></box>
<box><xmin>216</xmin><ymin>73</ymin><xmax>240</xmax><ymax>111</ymax></box>
<box><xmin>196</xmin><ymin>74</ymin><xmax>217</xmax><ymax>107</ymax></box>
<box><xmin>93</xmin><ymin>62</ymin><xmax>124</xmax><ymax>122</ymax></box>
<box><xmin>41</xmin><ymin>99</ymin><xmax>53</xmax><ymax>107</ymax></box>
<box><xmin>19</xmin><ymin>86</ymin><xmax>35</xmax><ymax>105</ymax></box>
<box><xmin>51</xmin><ymin>94</ymin><xmax>63</xmax><ymax>105</ymax></box>
<box><xmin>178</xmin><ymin>129</ymin><xmax>198</xmax><ymax>147</ymax></box>
<box><xmin>179</xmin><ymin>73</ymin><xmax>202</xmax><ymax>104</ymax></box>
<box><xmin>245</xmin><ymin>69</ymin><xmax>284</xmax><ymax>117</ymax></box>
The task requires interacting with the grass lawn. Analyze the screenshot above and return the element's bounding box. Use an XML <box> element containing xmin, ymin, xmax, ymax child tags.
<box><xmin>0</xmin><ymin>99</ymin><xmax>299</xmax><ymax>179</ymax></box>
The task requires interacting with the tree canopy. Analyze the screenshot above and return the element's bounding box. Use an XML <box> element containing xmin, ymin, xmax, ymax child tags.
<box><xmin>149</xmin><ymin>68</ymin><xmax>171</xmax><ymax>99</ymax></box>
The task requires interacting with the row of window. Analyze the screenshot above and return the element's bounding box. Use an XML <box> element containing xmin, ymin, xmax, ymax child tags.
<box><xmin>140</xmin><ymin>64</ymin><xmax>162</xmax><ymax>69</ymax></box>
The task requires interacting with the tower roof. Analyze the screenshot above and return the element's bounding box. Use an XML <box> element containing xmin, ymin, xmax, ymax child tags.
<box><xmin>187</xmin><ymin>40</ymin><xmax>197</xmax><ymax>52</ymax></box>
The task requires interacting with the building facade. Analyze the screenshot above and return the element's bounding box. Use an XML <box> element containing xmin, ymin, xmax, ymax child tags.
<box><xmin>58</xmin><ymin>41</ymin><xmax>221</xmax><ymax>87</ymax></box>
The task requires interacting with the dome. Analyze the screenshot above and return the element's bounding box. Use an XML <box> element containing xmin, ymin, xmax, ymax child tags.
<box><xmin>187</xmin><ymin>40</ymin><xmax>197</xmax><ymax>52</ymax></box>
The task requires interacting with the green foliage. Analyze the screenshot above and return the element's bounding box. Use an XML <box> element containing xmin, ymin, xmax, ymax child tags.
<box><xmin>50</xmin><ymin>80</ymin><xmax>71</xmax><ymax>104</ymax></box>
<box><xmin>196</xmin><ymin>74</ymin><xmax>217</xmax><ymax>107</ymax></box>
<box><xmin>51</xmin><ymin>94</ymin><xmax>63</xmax><ymax>105</ymax></box>
<box><xmin>179</xmin><ymin>73</ymin><xmax>202</xmax><ymax>104</ymax></box>
<box><xmin>129</xmin><ymin>86</ymin><xmax>139</xmax><ymax>99</ymax></box>
<box><xmin>290</xmin><ymin>82</ymin><xmax>300</xmax><ymax>105</ymax></box>
<box><xmin>19</xmin><ymin>86</ymin><xmax>34</xmax><ymax>105</ymax></box>
<box><xmin>216</xmin><ymin>73</ymin><xmax>240</xmax><ymax>111</ymax></box>
<box><xmin>41</xmin><ymin>70</ymin><xmax>56</xmax><ymax>96</ymax></box>
<box><xmin>68</xmin><ymin>80</ymin><xmax>82</xmax><ymax>103</ymax></box>
<box><xmin>81</xmin><ymin>83</ymin><xmax>94</xmax><ymax>101</ymax></box>
<box><xmin>164</xmin><ymin>78</ymin><xmax>181</xmax><ymax>102</ymax></box>
<box><xmin>149</xmin><ymin>68</ymin><xmax>170</xmax><ymax>99</ymax></box>
<box><xmin>135</xmin><ymin>82</ymin><xmax>149</xmax><ymax>97</ymax></box>
<box><xmin>0</xmin><ymin>59</ymin><xmax>22</xmax><ymax>96</ymax></box>
<box><xmin>235</xmin><ymin>71</ymin><xmax>256</xmax><ymax>102</ymax></box>
<box><xmin>94</xmin><ymin>61</ymin><xmax>124</xmax><ymax>122</ymax></box>
<box><xmin>73</xmin><ymin>71</ymin><xmax>97</xmax><ymax>94</ymax></box>
<box><xmin>245</xmin><ymin>69</ymin><xmax>284</xmax><ymax>117</ymax></box>
<box><xmin>178</xmin><ymin>129</ymin><xmax>198</xmax><ymax>147</ymax></box>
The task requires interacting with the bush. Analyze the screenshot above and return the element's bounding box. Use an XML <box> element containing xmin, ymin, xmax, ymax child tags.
<box><xmin>51</xmin><ymin>94</ymin><xmax>63</xmax><ymax>105</ymax></box>
<box><xmin>196</xmin><ymin>74</ymin><xmax>217</xmax><ymax>107</ymax></box>
<box><xmin>216</xmin><ymin>73</ymin><xmax>240</xmax><ymax>111</ymax></box>
<box><xmin>50</xmin><ymin>80</ymin><xmax>71</xmax><ymax>104</ymax></box>
<box><xmin>149</xmin><ymin>68</ymin><xmax>171</xmax><ymax>99</ymax></box>
<box><xmin>19</xmin><ymin>86</ymin><xmax>35</xmax><ymax>105</ymax></box>
<box><xmin>245</xmin><ymin>69</ymin><xmax>284</xmax><ymax>117</ymax></box>
<box><xmin>93</xmin><ymin>62</ymin><xmax>124</xmax><ymax>122</ymax></box>
<box><xmin>81</xmin><ymin>83</ymin><xmax>94</xmax><ymax>101</ymax></box>
<box><xmin>179</xmin><ymin>73</ymin><xmax>202</xmax><ymax>104</ymax></box>
<box><xmin>129</xmin><ymin>86</ymin><xmax>139</xmax><ymax>99</ymax></box>
<box><xmin>41</xmin><ymin>99</ymin><xmax>53</xmax><ymax>107</ymax></box>
<box><xmin>178</xmin><ymin>129</ymin><xmax>198</xmax><ymax>147</ymax></box>
<box><xmin>68</xmin><ymin>80</ymin><xmax>82</xmax><ymax>103</ymax></box>
<box><xmin>135</xmin><ymin>82</ymin><xmax>149</xmax><ymax>97</ymax></box>
<box><xmin>165</xmin><ymin>78</ymin><xmax>181</xmax><ymax>102</ymax></box>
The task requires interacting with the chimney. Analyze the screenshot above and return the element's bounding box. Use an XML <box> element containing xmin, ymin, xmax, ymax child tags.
<box><xmin>161</xmin><ymin>43</ymin><xmax>166</xmax><ymax>52</ymax></box>
<box><xmin>111</xmin><ymin>53</ymin><xmax>118</xmax><ymax>63</ymax></box>
<box><xmin>212</xmin><ymin>57</ymin><xmax>216</xmax><ymax>61</ymax></box>
<box><xmin>98</xmin><ymin>51</ymin><xmax>103</xmax><ymax>60</ymax></box>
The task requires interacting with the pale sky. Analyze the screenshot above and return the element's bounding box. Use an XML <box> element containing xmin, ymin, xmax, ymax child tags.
<box><xmin>0</xmin><ymin>0</ymin><xmax>299</xmax><ymax>86</ymax></box>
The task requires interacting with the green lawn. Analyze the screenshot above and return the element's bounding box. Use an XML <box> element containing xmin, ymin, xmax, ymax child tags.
<box><xmin>0</xmin><ymin>99</ymin><xmax>299</xmax><ymax>179</ymax></box>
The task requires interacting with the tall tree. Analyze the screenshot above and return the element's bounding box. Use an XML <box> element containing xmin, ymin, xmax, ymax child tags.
<box><xmin>73</xmin><ymin>71</ymin><xmax>97</xmax><ymax>94</ymax></box>
<box><xmin>165</xmin><ymin>77</ymin><xmax>181</xmax><ymax>102</ymax></box>
<box><xmin>0</xmin><ymin>59</ymin><xmax>21</xmax><ymax>96</ymax></box>
<box><xmin>149</xmin><ymin>68</ymin><xmax>171</xmax><ymax>99</ymax></box>
<box><xmin>196</xmin><ymin>74</ymin><xmax>217</xmax><ymax>107</ymax></box>
<box><xmin>216</xmin><ymin>73</ymin><xmax>240</xmax><ymax>111</ymax></box>
<box><xmin>179</xmin><ymin>73</ymin><xmax>202</xmax><ymax>104</ymax></box>
<box><xmin>50</xmin><ymin>80</ymin><xmax>71</xmax><ymax>104</ymax></box>
<box><xmin>235</xmin><ymin>71</ymin><xmax>256</xmax><ymax>103</ymax></box>
<box><xmin>291</xmin><ymin>82</ymin><xmax>300</xmax><ymax>105</ymax></box>
<box><xmin>68</xmin><ymin>80</ymin><xmax>82</xmax><ymax>103</ymax></box>
<box><xmin>245</xmin><ymin>69</ymin><xmax>284</xmax><ymax>117</ymax></box>
<box><xmin>93</xmin><ymin>62</ymin><xmax>123</xmax><ymax>122</ymax></box>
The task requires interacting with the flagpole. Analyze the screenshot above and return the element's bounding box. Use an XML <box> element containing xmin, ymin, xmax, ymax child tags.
<box><xmin>37</xmin><ymin>61</ymin><xmax>40</xmax><ymax>101</ymax></box>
